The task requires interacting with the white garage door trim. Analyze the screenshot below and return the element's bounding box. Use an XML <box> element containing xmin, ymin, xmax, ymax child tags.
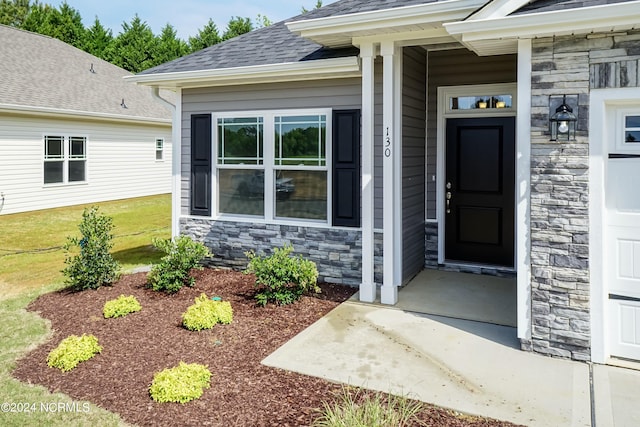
<box><xmin>590</xmin><ymin>87</ymin><xmax>640</xmax><ymax>364</ymax></box>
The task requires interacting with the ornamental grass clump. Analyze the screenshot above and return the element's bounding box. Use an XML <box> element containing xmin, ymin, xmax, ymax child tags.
<box><xmin>312</xmin><ymin>387</ymin><xmax>425</xmax><ymax>427</ymax></box>
<box><xmin>103</xmin><ymin>294</ymin><xmax>141</xmax><ymax>319</ymax></box>
<box><xmin>47</xmin><ymin>334</ymin><xmax>102</xmax><ymax>372</ymax></box>
<box><xmin>245</xmin><ymin>244</ymin><xmax>319</xmax><ymax>306</ymax></box>
<box><xmin>147</xmin><ymin>235</ymin><xmax>211</xmax><ymax>293</ymax></box>
<box><xmin>149</xmin><ymin>362</ymin><xmax>211</xmax><ymax>403</ymax></box>
<box><xmin>182</xmin><ymin>293</ymin><xmax>233</xmax><ymax>331</ymax></box>
<box><xmin>62</xmin><ymin>206</ymin><xmax>120</xmax><ymax>291</ymax></box>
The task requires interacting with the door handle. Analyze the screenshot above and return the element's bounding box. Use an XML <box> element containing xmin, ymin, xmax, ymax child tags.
<box><xmin>446</xmin><ymin>191</ymin><xmax>452</xmax><ymax>214</ymax></box>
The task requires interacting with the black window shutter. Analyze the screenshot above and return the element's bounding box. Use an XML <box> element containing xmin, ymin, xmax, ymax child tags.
<box><xmin>190</xmin><ymin>114</ymin><xmax>212</xmax><ymax>216</ymax></box>
<box><xmin>332</xmin><ymin>109</ymin><xmax>361</xmax><ymax>227</ymax></box>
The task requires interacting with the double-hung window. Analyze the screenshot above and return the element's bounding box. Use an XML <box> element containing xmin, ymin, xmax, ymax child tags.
<box><xmin>214</xmin><ymin>110</ymin><xmax>330</xmax><ymax>223</ymax></box>
<box><xmin>44</xmin><ymin>135</ymin><xmax>86</xmax><ymax>184</ymax></box>
<box><xmin>156</xmin><ymin>138</ymin><xmax>164</xmax><ymax>160</ymax></box>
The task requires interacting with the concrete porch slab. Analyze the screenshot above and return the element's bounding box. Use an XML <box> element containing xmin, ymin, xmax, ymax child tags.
<box><xmin>262</xmin><ymin>301</ymin><xmax>590</xmax><ymax>427</ymax></box>
<box><xmin>395</xmin><ymin>269</ymin><xmax>517</xmax><ymax>327</ymax></box>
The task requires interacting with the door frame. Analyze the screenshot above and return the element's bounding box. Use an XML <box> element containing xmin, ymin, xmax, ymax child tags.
<box><xmin>436</xmin><ymin>83</ymin><xmax>518</xmax><ymax>268</ymax></box>
<box><xmin>590</xmin><ymin>87</ymin><xmax>640</xmax><ymax>365</ymax></box>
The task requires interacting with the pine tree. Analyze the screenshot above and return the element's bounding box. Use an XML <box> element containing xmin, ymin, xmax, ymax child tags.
<box><xmin>154</xmin><ymin>23</ymin><xmax>189</xmax><ymax>66</ymax></box>
<box><xmin>84</xmin><ymin>17</ymin><xmax>113</xmax><ymax>60</ymax></box>
<box><xmin>222</xmin><ymin>16</ymin><xmax>252</xmax><ymax>41</ymax></box>
<box><xmin>23</xmin><ymin>2</ymin><xmax>86</xmax><ymax>49</ymax></box>
<box><xmin>188</xmin><ymin>18</ymin><xmax>221</xmax><ymax>52</ymax></box>
<box><xmin>108</xmin><ymin>15</ymin><xmax>158</xmax><ymax>73</ymax></box>
<box><xmin>0</xmin><ymin>0</ymin><xmax>31</xmax><ymax>27</ymax></box>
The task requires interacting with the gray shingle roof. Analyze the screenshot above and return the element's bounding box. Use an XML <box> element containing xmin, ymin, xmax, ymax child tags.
<box><xmin>139</xmin><ymin>0</ymin><xmax>440</xmax><ymax>76</ymax></box>
<box><xmin>0</xmin><ymin>25</ymin><xmax>171</xmax><ymax>121</ymax></box>
<box><xmin>512</xmin><ymin>0</ymin><xmax>636</xmax><ymax>15</ymax></box>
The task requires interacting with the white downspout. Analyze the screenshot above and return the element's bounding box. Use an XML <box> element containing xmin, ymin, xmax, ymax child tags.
<box><xmin>152</xmin><ymin>87</ymin><xmax>181</xmax><ymax>239</ymax></box>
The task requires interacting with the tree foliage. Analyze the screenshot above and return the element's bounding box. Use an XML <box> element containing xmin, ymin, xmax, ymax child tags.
<box><xmin>0</xmin><ymin>0</ymin><xmax>30</xmax><ymax>27</ymax></box>
<box><xmin>301</xmin><ymin>0</ymin><xmax>323</xmax><ymax>14</ymax></box>
<box><xmin>222</xmin><ymin>16</ymin><xmax>253</xmax><ymax>41</ymax></box>
<box><xmin>0</xmin><ymin>0</ymin><xmax>262</xmax><ymax>72</ymax></box>
<box><xmin>188</xmin><ymin>18</ymin><xmax>221</xmax><ymax>53</ymax></box>
<box><xmin>84</xmin><ymin>17</ymin><xmax>113</xmax><ymax>60</ymax></box>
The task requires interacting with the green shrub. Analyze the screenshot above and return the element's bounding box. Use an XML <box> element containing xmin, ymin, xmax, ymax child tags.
<box><xmin>312</xmin><ymin>387</ymin><xmax>424</xmax><ymax>427</ymax></box>
<box><xmin>182</xmin><ymin>293</ymin><xmax>233</xmax><ymax>331</ymax></box>
<box><xmin>149</xmin><ymin>362</ymin><xmax>211</xmax><ymax>403</ymax></box>
<box><xmin>62</xmin><ymin>206</ymin><xmax>120</xmax><ymax>291</ymax></box>
<box><xmin>245</xmin><ymin>244</ymin><xmax>319</xmax><ymax>306</ymax></box>
<box><xmin>47</xmin><ymin>334</ymin><xmax>102</xmax><ymax>372</ymax></box>
<box><xmin>103</xmin><ymin>294</ymin><xmax>142</xmax><ymax>318</ymax></box>
<box><xmin>147</xmin><ymin>235</ymin><xmax>211</xmax><ymax>293</ymax></box>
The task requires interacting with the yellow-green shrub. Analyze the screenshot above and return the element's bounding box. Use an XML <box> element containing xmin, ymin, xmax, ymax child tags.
<box><xmin>47</xmin><ymin>334</ymin><xmax>102</xmax><ymax>372</ymax></box>
<box><xmin>103</xmin><ymin>294</ymin><xmax>141</xmax><ymax>318</ymax></box>
<box><xmin>149</xmin><ymin>362</ymin><xmax>211</xmax><ymax>403</ymax></box>
<box><xmin>182</xmin><ymin>293</ymin><xmax>233</xmax><ymax>331</ymax></box>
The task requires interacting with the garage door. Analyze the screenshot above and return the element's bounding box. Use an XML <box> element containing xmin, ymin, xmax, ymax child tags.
<box><xmin>607</xmin><ymin>113</ymin><xmax>640</xmax><ymax>361</ymax></box>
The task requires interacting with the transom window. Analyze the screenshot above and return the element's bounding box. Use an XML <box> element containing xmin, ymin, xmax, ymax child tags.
<box><xmin>449</xmin><ymin>94</ymin><xmax>513</xmax><ymax>111</ymax></box>
<box><xmin>624</xmin><ymin>115</ymin><xmax>640</xmax><ymax>143</ymax></box>
<box><xmin>214</xmin><ymin>110</ymin><xmax>330</xmax><ymax>223</ymax></box>
<box><xmin>44</xmin><ymin>135</ymin><xmax>86</xmax><ymax>184</ymax></box>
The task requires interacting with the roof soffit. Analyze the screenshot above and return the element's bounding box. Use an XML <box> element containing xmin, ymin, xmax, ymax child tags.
<box><xmin>445</xmin><ymin>0</ymin><xmax>640</xmax><ymax>55</ymax></box>
<box><xmin>286</xmin><ymin>0</ymin><xmax>489</xmax><ymax>47</ymax></box>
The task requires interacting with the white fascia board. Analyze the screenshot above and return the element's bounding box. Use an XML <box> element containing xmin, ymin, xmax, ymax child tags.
<box><xmin>469</xmin><ymin>0</ymin><xmax>531</xmax><ymax>20</ymax></box>
<box><xmin>0</xmin><ymin>103</ymin><xmax>171</xmax><ymax>125</ymax></box>
<box><xmin>125</xmin><ymin>57</ymin><xmax>361</xmax><ymax>89</ymax></box>
<box><xmin>286</xmin><ymin>0</ymin><xmax>487</xmax><ymax>43</ymax></box>
<box><xmin>445</xmin><ymin>1</ymin><xmax>640</xmax><ymax>42</ymax></box>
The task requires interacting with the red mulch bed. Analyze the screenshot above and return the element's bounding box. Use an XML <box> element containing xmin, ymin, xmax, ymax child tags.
<box><xmin>14</xmin><ymin>269</ymin><xmax>520</xmax><ymax>426</ymax></box>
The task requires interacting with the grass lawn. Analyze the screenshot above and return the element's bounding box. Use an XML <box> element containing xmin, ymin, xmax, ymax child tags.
<box><xmin>0</xmin><ymin>194</ymin><xmax>170</xmax><ymax>426</ymax></box>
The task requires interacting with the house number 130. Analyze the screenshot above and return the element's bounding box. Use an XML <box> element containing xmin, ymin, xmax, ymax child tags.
<box><xmin>384</xmin><ymin>127</ymin><xmax>391</xmax><ymax>158</ymax></box>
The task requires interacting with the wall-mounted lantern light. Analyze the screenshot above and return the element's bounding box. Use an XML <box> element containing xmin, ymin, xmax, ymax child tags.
<box><xmin>549</xmin><ymin>95</ymin><xmax>577</xmax><ymax>141</ymax></box>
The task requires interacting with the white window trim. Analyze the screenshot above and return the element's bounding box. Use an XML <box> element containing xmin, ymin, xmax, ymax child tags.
<box><xmin>212</xmin><ymin>108</ymin><xmax>333</xmax><ymax>225</ymax></box>
<box><xmin>43</xmin><ymin>134</ymin><xmax>88</xmax><ymax>186</ymax></box>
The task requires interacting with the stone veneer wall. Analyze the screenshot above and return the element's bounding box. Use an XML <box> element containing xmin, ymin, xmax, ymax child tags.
<box><xmin>181</xmin><ymin>218</ymin><xmax>384</xmax><ymax>286</ymax></box>
<box><xmin>526</xmin><ymin>30</ymin><xmax>640</xmax><ymax>361</ymax></box>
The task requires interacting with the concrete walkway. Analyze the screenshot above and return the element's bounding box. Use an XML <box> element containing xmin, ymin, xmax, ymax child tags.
<box><xmin>262</xmin><ymin>300</ymin><xmax>640</xmax><ymax>426</ymax></box>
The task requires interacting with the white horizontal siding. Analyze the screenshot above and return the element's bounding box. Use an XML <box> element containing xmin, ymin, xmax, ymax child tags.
<box><xmin>0</xmin><ymin>113</ymin><xmax>171</xmax><ymax>215</ymax></box>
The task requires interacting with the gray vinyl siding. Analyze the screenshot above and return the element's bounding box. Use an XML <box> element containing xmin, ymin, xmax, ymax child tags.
<box><xmin>181</xmin><ymin>78</ymin><xmax>362</xmax><ymax>216</ymax></box>
<box><xmin>374</xmin><ymin>59</ymin><xmax>383</xmax><ymax>229</ymax></box>
<box><xmin>402</xmin><ymin>47</ymin><xmax>427</xmax><ymax>282</ymax></box>
<box><xmin>426</xmin><ymin>49</ymin><xmax>517</xmax><ymax>218</ymax></box>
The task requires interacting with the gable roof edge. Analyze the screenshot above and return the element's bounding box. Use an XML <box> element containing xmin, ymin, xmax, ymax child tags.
<box><xmin>126</xmin><ymin>56</ymin><xmax>361</xmax><ymax>89</ymax></box>
<box><xmin>0</xmin><ymin>103</ymin><xmax>171</xmax><ymax>126</ymax></box>
<box><xmin>467</xmin><ymin>0</ymin><xmax>532</xmax><ymax>20</ymax></box>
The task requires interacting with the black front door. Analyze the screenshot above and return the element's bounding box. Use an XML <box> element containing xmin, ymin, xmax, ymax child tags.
<box><xmin>445</xmin><ymin>117</ymin><xmax>515</xmax><ymax>267</ymax></box>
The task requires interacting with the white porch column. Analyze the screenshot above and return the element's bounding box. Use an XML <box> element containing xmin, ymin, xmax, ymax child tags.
<box><xmin>381</xmin><ymin>40</ymin><xmax>402</xmax><ymax>305</ymax></box>
<box><xmin>516</xmin><ymin>38</ymin><xmax>532</xmax><ymax>341</ymax></box>
<box><xmin>171</xmin><ymin>88</ymin><xmax>182</xmax><ymax>238</ymax></box>
<box><xmin>360</xmin><ymin>42</ymin><xmax>376</xmax><ymax>303</ymax></box>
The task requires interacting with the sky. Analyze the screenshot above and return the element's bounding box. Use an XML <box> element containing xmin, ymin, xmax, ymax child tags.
<box><xmin>46</xmin><ymin>0</ymin><xmax>336</xmax><ymax>40</ymax></box>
